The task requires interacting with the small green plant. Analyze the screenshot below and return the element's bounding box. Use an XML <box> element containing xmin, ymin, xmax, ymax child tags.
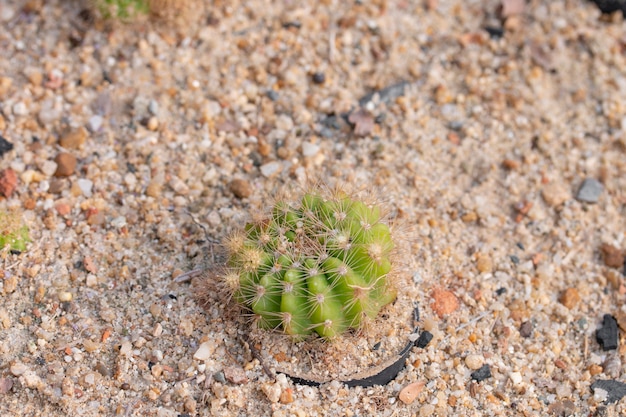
<box><xmin>223</xmin><ymin>188</ymin><xmax>397</xmax><ymax>339</ymax></box>
<box><xmin>96</xmin><ymin>0</ymin><xmax>149</xmax><ymax>19</ymax></box>
<box><xmin>0</xmin><ymin>211</ymin><xmax>29</xmax><ymax>252</ymax></box>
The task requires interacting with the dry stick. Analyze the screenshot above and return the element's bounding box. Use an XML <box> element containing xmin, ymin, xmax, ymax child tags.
<box><xmin>240</xmin><ymin>332</ymin><xmax>275</xmax><ymax>381</ymax></box>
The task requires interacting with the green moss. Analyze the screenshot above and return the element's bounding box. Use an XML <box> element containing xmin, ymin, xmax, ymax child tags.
<box><xmin>0</xmin><ymin>211</ymin><xmax>29</xmax><ymax>252</ymax></box>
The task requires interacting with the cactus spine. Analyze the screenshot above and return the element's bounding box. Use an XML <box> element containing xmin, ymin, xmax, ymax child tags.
<box><xmin>224</xmin><ymin>189</ymin><xmax>397</xmax><ymax>339</ymax></box>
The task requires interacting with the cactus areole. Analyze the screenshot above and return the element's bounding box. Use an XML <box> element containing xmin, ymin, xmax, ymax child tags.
<box><xmin>225</xmin><ymin>191</ymin><xmax>397</xmax><ymax>339</ymax></box>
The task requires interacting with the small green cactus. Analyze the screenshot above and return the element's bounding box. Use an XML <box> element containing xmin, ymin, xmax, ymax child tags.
<box><xmin>223</xmin><ymin>189</ymin><xmax>397</xmax><ymax>339</ymax></box>
<box><xmin>0</xmin><ymin>211</ymin><xmax>29</xmax><ymax>252</ymax></box>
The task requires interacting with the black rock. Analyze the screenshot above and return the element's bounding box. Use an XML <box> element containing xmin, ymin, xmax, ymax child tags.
<box><xmin>0</xmin><ymin>136</ymin><xmax>13</xmax><ymax>157</ymax></box>
<box><xmin>471</xmin><ymin>364</ymin><xmax>491</xmax><ymax>382</ymax></box>
<box><xmin>519</xmin><ymin>321</ymin><xmax>533</xmax><ymax>338</ymax></box>
<box><xmin>415</xmin><ymin>331</ymin><xmax>433</xmax><ymax>349</ymax></box>
<box><xmin>596</xmin><ymin>314</ymin><xmax>618</xmax><ymax>351</ymax></box>
<box><xmin>589</xmin><ymin>0</ymin><xmax>626</xmax><ymax>15</ymax></box>
<box><xmin>484</xmin><ymin>26</ymin><xmax>504</xmax><ymax>39</ymax></box>
<box><xmin>312</xmin><ymin>72</ymin><xmax>326</xmax><ymax>85</ymax></box>
<box><xmin>591</xmin><ymin>380</ymin><xmax>626</xmax><ymax>404</ymax></box>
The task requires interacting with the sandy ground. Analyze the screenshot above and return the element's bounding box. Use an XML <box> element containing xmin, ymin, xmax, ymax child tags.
<box><xmin>1</xmin><ymin>0</ymin><xmax>626</xmax><ymax>416</ymax></box>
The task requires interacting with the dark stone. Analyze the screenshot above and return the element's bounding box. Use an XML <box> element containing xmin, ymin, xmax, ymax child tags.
<box><xmin>591</xmin><ymin>380</ymin><xmax>626</xmax><ymax>404</ymax></box>
<box><xmin>484</xmin><ymin>26</ymin><xmax>504</xmax><ymax>38</ymax></box>
<box><xmin>495</xmin><ymin>287</ymin><xmax>507</xmax><ymax>296</ymax></box>
<box><xmin>0</xmin><ymin>136</ymin><xmax>14</xmax><ymax>158</ymax></box>
<box><xmin>415</xmin><ymin>331</ymin><xmax>433</xmax><ymax>349</ymax></box>
<box><xmin>359</xmin><ymin>81</ymin><xmax>408</xmax><ymax>107</ymax></box>
<box><xmin>576</xmin><ymin>178</ymin><xmax>603</xmax><ymax>203</ymax></box>
<box><xmin>312</xmin><ymin>72</ymin><xmax>326</xmax><ymax>85</ymax></box>
<box><xmin>471</xmin><ymin>364</ymin><xmax>491</xmax><ymax>382</ymax></box>
<box><xmin>519</xmin><ymin>321</ymin><xmax>533</xmax><ymax>338</ymax></box>
<box><xmin>589</xmin><ymin>0</ymin><xmax>626</xmax><ymax>15</ymax></box>
<box><xmin>510</xmin><ymin>255</ymin><xmax>520</xmax><ymax>265</ymax></box>
<box><xmin>266</xmin><ymin>90</ymin><xmax>279</xmax><ymax>101</ymax></box>
<box><xmin>596</xmin><ymin>314</ymin><xmax>618</xmax><ymax>351</ymax></box>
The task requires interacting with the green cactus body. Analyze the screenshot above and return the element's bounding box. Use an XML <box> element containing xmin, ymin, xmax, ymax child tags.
<box><xmin>224</xmin><ymin>191</ymin><xmax>396</xmax><ymax>339</ymax></box>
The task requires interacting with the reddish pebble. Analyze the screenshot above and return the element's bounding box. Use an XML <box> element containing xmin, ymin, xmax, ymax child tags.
<box><xmin>0</xmin><ymin>168</ymin><xmax>18</xmax><ymax>198</ymax></box>
<box><xmin>280</xmin><ymin>388</ymin><xmax>294</xmax><ymax>404</ymax></box>
<box><xmin>559</xmin><ymin>288</ymin><xmax>580</xmax><ymax>309</ymax></box>
<box><xmin>54</xmin><ymin>153</ymin><xmax>77</xmax><ymax>177</ymax></box>
<box><xmin>600</xmin><ymin>243</ymin><xmax>624</xmax><ymax>269</ymax></box>
<box><xmin>398</xmin><ymin>381</ymin><xmax>425</xmax><ymax>404</ymax></box>
<box><xmin>430</xmin><ymin>288</ymin><xmax>459</xmax><ymax>318</ymax></box>
<box><xmin>229</xmin><ymin>179</ymin><xmax>253</xmax><ymax>199</ymax></box>
<box><xmin>55</xmin><ymin>203</ymin><xmax>71</xmax><ymax>216</ymax></box>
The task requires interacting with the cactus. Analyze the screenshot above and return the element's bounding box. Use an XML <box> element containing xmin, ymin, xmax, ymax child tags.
<box><xmin>223</xmin><ymin>189</ymin><xmax>397</xmax><ymax>339</ymax></box>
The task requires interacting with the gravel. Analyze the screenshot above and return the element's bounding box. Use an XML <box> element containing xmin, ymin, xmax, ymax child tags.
<box><xmin>1</xmin><ymin>0</ymin><xmax>626</xmax><ymax>416</ymax></box>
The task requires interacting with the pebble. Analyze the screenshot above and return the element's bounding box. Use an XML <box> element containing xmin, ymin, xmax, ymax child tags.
<box><xmin>510</xmin><ymin>372</ymin><xmax>523</xmax><ymax>385</ymax></box>
<box><xmin>59</xmin><ymin>128</ymin><xmax>87</xmax><ymax>150</ymax></box>
<box><xmin>88</xmin><ymin>115</ymin><xmax>104</xmax><ymax>132</ymax></box>
<box><xmin>0</xmin><ymin>377</ymin><xmax>13</xmax><ymax>394</ymax></box>
<box><xmin>600</xmin><ymin>243</ymin><xmax>624</xmax><ymax>269</ymax></box>
<box><xmin>280</xmin><ymin>388</ymin><xmax>294</xmax><ymax>404</ymax></box>
<box><xmin>603</xmin><ymin>353</ymin><xmax>621</xmax><ymax>378</ymax></box>
<box><xmin>415</xmin><ymin>331</ymin><xmax>433</xmax><ymax>348</ymax></box>
<box><xmin>475</xmin><ymin>253</ymin><xmax>493</xmax><ymax>273</ymax></box>
<box><xmin>558</xmin><ymin>288</ymin><xmax>580</xmax><ymax>309</ymax></box>
<box><xmin>12</xmin><ymin>102</ymin><xmax>28</xmax><ymax>116</ymax></box>
<box><xmin>596</xmin><ymin>314</ymin><xmax>618</xmax><ymax>351</ymax></box>
<box><xmin>465</xmin><ymin>354</ymin><xmax>484</xmax><ymax>370</ymax></box>
<box><xmin>223</xmin><ymin>366</ymin><xmax>248</xmax><ymax>384</ymax></box>
<box><xmin>77</xmin><ymin>179</ymin><xmax>93</xmax><ymax>197</ymax></box>
<box><xmin>58</xmin><ymin>291</ymin><xmax>73</xmax><ymax>302</ymax></box>
<box><xmin>0</xmin><ymin>168</ymin><xmax>18</xmax><ymax>197</ymax></box>
<box><xmin>576</xmin><ymin>178</ymin><xmax>603</xmax><ymax>203</ymax></box>
<box><xmin>419</xmin><ymin>404</ymin><xmax>435</xmax><ymax>417</ymax></box>
<box><xmin>213</xmin><ymin>371</ymin><xmax>226</xmax><ymax>384</ymax></box>
<box><xmin>193</xmin><ymin>341</ymin><xmax>216</xmax><ymax>361</ymax></box>
<box><xmin>262</xmin><ymin>382</ymin><xmax>281</xmax><ymax>403</ymax></box>
<box><xmin>260</xmin><ymin>161</ymin><xmax>281</xmax><ymax>178</ymax></box>
<box><xmin>301</xmin><ymin>142</ymin><xmax>320</xmax><ymax>157</ymax></box>
<box><xmin>541</xmin><ymin>182</ymin><xmax>569</xmax><ymax>207</ymax></box>
<box><xmin>10</xmin><ymin>362</ymin><xmax>28</xmax><ymax>376</ymax></box>
<box><xmin>229</xmin><ymin>179</ymin><xmax>252</xmax><ymax>199</ymax></box>
<box><xmin>398</xmin><ymin>381</ymin><xmax>425</xmax><ymax>404</ymax></box>
<box><xmin>430</xmin><ymin>288</ymin><xmax>459</xmax><ymax>318</ymax></box>
<box><xmin>54</xmin><ymin>153</ymin><xmax>77</xmax><ymax>177</ymax></box>
<box><xmin>591</xmin><ymin>380</ymin><xmax>626</xmax><ymax>404</ymax></box>
<box><xmin>471</xmin><ymin>365</ymin><xmax>491</xmax><ymax>382</ymax></box>
<box><xmin>0</xmin><ymin>135</ymin><xmax>13</xmax><ymax>157</ymax></box>
<box><xmin>519</xmin><ymin>321</ymin><xmax>533</xmax><ymax>338</ymax></box>
<box><xmin>312</xmin><ymin>72</ymin><xmax>326</xmax><ymax>84</ymax></box>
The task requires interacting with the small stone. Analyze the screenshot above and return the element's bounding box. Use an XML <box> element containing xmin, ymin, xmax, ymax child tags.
<box><xmin>147</xmin><ymin>117</ymin><xmax>159</xmax><ymax>131</ymax></box>
<box><xmin>603</xmin><ymin>352</ymin><xmax>621</xmax><ymax>378</ymax></box>
<box><xmin>547</xmin><ymin>400</ymin><xmax>576</xmax><ymax>416</ymax></box>
<box><xmin>301</xmin><ymin>142</ymin><xmax>320</xmax><ymax>157</ymax></box>
<box><xmin>23</xmin><ymin>67</ymin><xmax>43</xmax><ymax>86</ymax></box>
<box><xmin>10</xmin><ymin>363</ymin><xmax>28</xmax><ymax>376</ymax></box>
<box><xmin>229</xmin><ymin>179</ymin><xmax>252</xmax><ymax>199</ymax></box>
<box><xmin>510</xmin><ymin>372</ymin><xmax>523</xmax><ymax>385</ymax></box>
<box><xmin>475</xmin><ymin>253</ymin><xmax>493</xmax><ymax>273</ymax></box>
<box><xmin>465</xmin><ymin>355</ymin><xmax>484</xmax><ymax>370</ymax></box>
<box><xmin>596</xmin><ymin>314</ymin><xmax>618</xmax><ymax>351</ymax></box>
<box><xmin>591</xmin><ymin>380</ymin><xmax>626</xmax><ymax>404</ymax></box>
<box><xmin>398</xmin><ymin>381</ymin><xmax>425</xmax><ymax>405</ymax></box>
<box><xmin>471</xmin><ymin>364</ymin><xmax>491</xmax><ymax>382</ymax></box>
<box><xmin>279</xmin><ymin>388</ymin><xmax>294</xmax><ymax>404</ymax></box>
<box><xmin>12</xmin><ymin>102</ymin><xmax>28</xmax><ymax>116</ymax></box>
<box><xmin>193</xmin><ymin>341</ymin><xmax>216</xmax><ymax>361</ymax></box>
<box><xmin>223</xmin><ymin>366</ymin><xmax>248</xmax><ymax>384</ymax></box>
<box><xmin>430</xmin><ymin>288</ymin><xmax>459</xmax><ymax>318</ymax></box>
<box><xmin>88</xmin><ymin>115</ymin><xmax>103</xmax><ymax>132</ymax></box>
<box><xmin>261</xmin><ymin>382</ymin><xmax>281</xmax><ymax>403</ymax></box>
<box><xmin>260</xmin><ymin>161</ymin><xmax>281</xmax><ymax>178</ymax></box>
<box><xmin>59</xmin><ymin>128</ymin><xmax>87</xmax><ymax>149</ymax></box>
<box><xmin>589</xmin><ymin>364</ymin><xmax>603</xmax><ymax>376</ymax></box>
<box><xmin>58</xmin><ymin>291</ymin><xmax>72</xmax><ymax>302</ymax></box>
<box><xmin>54</xmin><ymin>153</ymin><xmax>77</xmax><ymax>177</ymax></box>
<box><xmin>40</xmin><ymin>160</ymin><xmax>58</xmax><ymax>177</ymax></box>
<box><xmin>0</xmin><ymin>168</ymin><xmax>18</xmax><ymax>197</ymax></box>
<box><xmin>559</xmin><ymin>288</ymin><xmax>580</xmax><ymax>309</ymax></box>
<box><xmin>77</xmin><ymin>179</ymin><xmax>93</xmax><ymax>197</ymax></box>
<box><xmin>519</xmin><ymin>321</ymin><xmax>533</xmax><ymax>338</ymax></box>
<box><xmin>415</xmin><ymin>331</ymin><xmax>433</xmax><ymax>348</ymax></box>
<box><xmin>0</xmin><ymin>135</ymin><xmax>14</xmax><ymax>157</ymax></box>
<box><xmin>312</xmin><ymin>72</ymin><xmax>326</xmax><ymax>84</ymax></box>
<box><xmin>0</xmin><ymin>377</ymin><xmax>13</xmax><ymax>394</ymax></box>
<box><xmin>542</xmin><ymin>182</ymin><xmax>569</xmax><ymax>207</ymax></box>
<box><xmin>576</xmin><ymin>178</ymin><xmax>603</xmax><ymax>203</ymax></box>
<box><xmin>600</xmin><ymin>244</ymin><xmax>624</xmax><ymax>269</ymax></box>
<box><xmin>84</xmin><ymin>373</ymin><xmax>95</xmax><ymax>386</ymax></box>
<box><xmin>213</xmin><ymin>371</ymin><xmax>226</xmax><ymax>384</ymax></box>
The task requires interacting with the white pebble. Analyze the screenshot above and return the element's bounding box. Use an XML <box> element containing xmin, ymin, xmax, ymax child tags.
<box><xmin>84</xmin><ymin>373</ymin><xmax>95</xmax><ymax>385</ymax></box>
<box><xmin>12</xmin><ymin>102</ymin><xmax>28</xmax><ymax>116</ymax></box>
<box><xmin>464</xmin><ymin>355</ymin><xmax>484</xmax><ymax>370</ymax></box>
<box><xmin>260</xmin><ymin>161</ymin><xmax>281</xmax><ymax>178</ymax></box>
<box><xmin>88</xmin><ymin>115</ymin><xmax>104</xmax><ymax>132</ymax></box>
<box><xmin>302</xmin><ymin>386</ymin><xmax>316</xmax><ymax>399</ymax></box>
<box><xmin>40</xmin><ymin>160</ymin><xmax>58</xmax><ymax>176</ymax></box>
<box><xmin>119</xmin><ymin>341</ymin><xmax>132</xmax><ymax>356</ymax></box>
<box><xmin>10</xmin><ymin>362</ymin><xmax>28</xmax><ymax>376</ymax></box>
<box><xmin>301</xmin><ymin>142</ymin><xmax>320</xmax><ymax>157</ymax></box>
<box><xmin>77</xmin><ymin>179</ymin><xmax>93</xmax><ymax>197</ymax></box>
<box><xmin>193</xmin><ymin>341</ymin><xmax>216</xmax><ymax>361</ymax></box>
<box><xmin>510</xmin><ymin>372</ymin><xmax>523</xmax><ymax>385</ymax></box>
<box><xmin>111</xmin><ymin>216</ymin><xmax>127</xmax><ymax>228</ymax></box>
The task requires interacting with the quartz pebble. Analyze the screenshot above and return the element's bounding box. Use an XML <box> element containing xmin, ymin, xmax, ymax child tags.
<box><xmin>193</xmin><ymin>341</ymin><xmax>216</xmax><ymax>361</ymax></box>
<box><xmin>465</xmin><ymin>355</ymin><xmax>484</xmax><ymax>370</ymax></box>
<box><xmin>576</xmin><ymin>178</ymin><xmax>603</xmax><ymax>203</ymax></box>
<box><xmin>398</xmin><ymin>381</ymin><xmax>425</xmax><ymax>404</ymax></box>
